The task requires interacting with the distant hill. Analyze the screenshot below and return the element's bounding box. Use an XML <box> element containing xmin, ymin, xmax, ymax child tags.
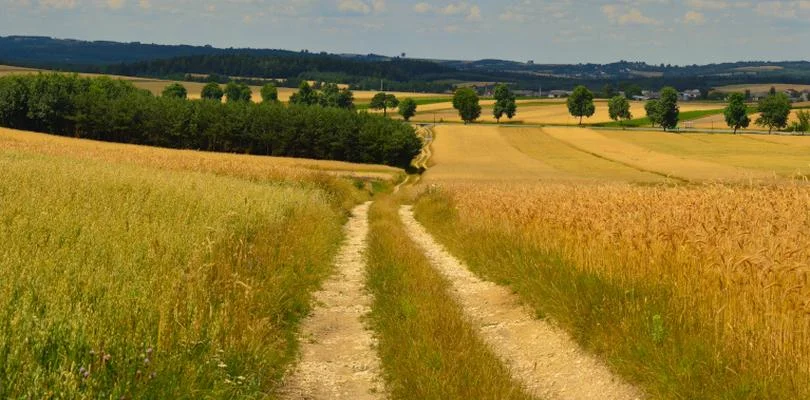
<box><xmin>2</xmin><ymin>35</ymin><xmax>809</xmax><ymax>94</ymax></box>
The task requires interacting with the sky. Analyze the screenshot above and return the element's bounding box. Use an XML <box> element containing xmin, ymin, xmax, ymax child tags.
<box><xmin>1</xmin><ymin>0</ymin><xmax>809</xmax><ymax>65</ymax></box>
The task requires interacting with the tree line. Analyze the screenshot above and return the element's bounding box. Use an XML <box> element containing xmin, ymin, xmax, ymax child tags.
<box><xmin>0</xmin><ymin>73</ymin><xmax>422</xmax><ymax>168</ymax></box>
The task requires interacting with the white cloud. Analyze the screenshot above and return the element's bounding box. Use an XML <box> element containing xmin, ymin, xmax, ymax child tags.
<box><xmin>466</xmin><ymin>4</ymin><xmax>481</xmax><ymax>20</ymax></box>
<box><xmin>39</xmin><ymin>0</ymin><xmax>77</xmax><ymax>9</ymax></box>
<box><xmin>337</xmin><ymin>0</ymin><xmax>384</xmax><ymax>14</ymax></box>
<box><xmin>755</xmin><ymin>1</ymin><xmax>796</xmax><ymax>18</ymax></box>
<box><xmin>683</xmin><ymin>10</ymin><xmax>706</xmax><ymax>24</ymax></box>
<box><xmin>687</xmin><ymin>0</ymin><xmax>729</xmax><ymax>9</ymax></box>
<box><xmin>412</xmin><ymin>1</ymin><xmax>481</xmax><ymax>21</ymax></box>
<box><xmin>413</xmin><ymin>2</ymin><xmax>431</xmax><ymax>13</ymax></box>
<box><xmin>602</xmin><ymin>5</ymin><xmax>659</xmax><ymax>25</ymax></box>
<box><xmin>338</xmin><ymin>0</ymin><xmax>369</xmax><ymax>14</ymax></box>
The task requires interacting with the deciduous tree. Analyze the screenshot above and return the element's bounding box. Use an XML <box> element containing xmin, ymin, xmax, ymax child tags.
<box><xmin>724</xmin><ymin>92</ymin><xmax>750</xmax><ymax>134</ymax></box>
<box><xmin>755</xmin><ymin>92</ymin><xmax>791</xmax><ymax>134</ymax></box>
<box><xmin>370</xmin><ymin>92</ymin><xmax>399</xmax><ymax>116</ymax></box>
<box><xmin>658</xmin><ymin>87</ymin><xmax>680</xmax><ymax>131</ymax></box>
<box><xmin>289</xmin><ymin>81</ymin><xmax>319</xmax><ymax>106</ymax></box>
<box><xmin>162</xmin><ymin>83</ymin><xmax>187</xmax><ymax>99</ymax></box>
<box><xmin>398</xmin><ymin>97</ymin><xmax>417</xmax><ymax>121</ymax></box>
<box><xmin>260</xmin><ymin>83</ymin><xmax>278</xmax><ymax>102</ymax></box>
<box><xmin>645</xmin><ymin>99</ymin><xmax>661</xmax><ymax>128</ymax></box>
<box><xmin>452</xmin><ymin>87</ymin><xmax>481</xmax><ymax>124</ymax></box>
<box><xmin>225</xmin><ymin>82</ymin><xmax>252</xmax><ymax>103</ymax></box>
<box><xmin>608</xmin><ymin>95</ymin><xmax>632</xmax><ymax>127</ymax></box>
<box><xmin>567</xmin><ymin>85</ymin><xmax>595</xmax><ymax>125</ymax></box>
<box><xmin>201</xmin><ymin>82</ymin><xmax>223</xmax><ymax>101</ymax></box>
<box><xmin>493</xmin><ymin>84</ymin><xmax>517</xmax><ymax>123</ymax></box>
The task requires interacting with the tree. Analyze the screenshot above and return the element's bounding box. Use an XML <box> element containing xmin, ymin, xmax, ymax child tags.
<box><xmin>225</xmin><ymin>82</ymin><xmax>252</xmax><ymax>103</ymax></box>
<box><xmin>201</xmin><ymin>82</ymin><xmax>224</xmax><ymax>101</ymax></box>
<box><xmin>289</xmin><ymin>81</ymin><xmax>319</xmax><ymax>106</ymax></box>
<box><xmin>567</xmin><ymin>85</ymin><xmax>595</xmax><ymax>125</ymax></box>
<box><xmin>658</xmin><ymin>87</ymin><xmax>680</xmax><ymax>131</ymax></box>
<box><xmin>162</xmin><ymin>83</ymin><xmax>187</xmax><ymax>99</ymax></box>
<box><xmin>723</xmin><ymin>93</ymin><xmax>750</xmax><ymax>134</ymax></box>
<box><xmin>319</xmin><ymin>83</ymin><xmax>355</xmax><ymax>109</ymax></box>
<box><xmin>260</xmin><ymin>83</ymin><xmax>279</xmax><ymax>102</ymax></box>
<box><xmin>794</xmin><ymin>110</ymin><xmax>810</xmax><ymax>134</ymax></box>
<box><xmin>600</xmin><ymin>84</ymin><xmax>616</xmax><ymax>99</ymax></box>
<box><xmin>452</xmin><ymin>87</ymin><xmax>481</xmax><ymax>124</ymax></box>
<box><xmin>608</xmin><ymin>95</ymin><xmax>632</xmax><ymax>127</ymax></box>
<box><xmin>492</xmin><ymin>83</ymin><xmax>517</xmax><ymax>123</ymax></box>
<box><xmin>369</xmin><ymin>92</ymin><xmax>399</xmax><ymax>116</ymax></box>
<box><xmin>622</xmin><ymin>83</ymin><xmax>643</xmax><ymax>99</ymax></box>
<box><xmin>645</xmin><ymin>100</ymin><xmax>662</xmax><ymax>128</ymax></box>
<box><xmin>398</xmin><ymin>97</ymin><xmax>417</xmax><ymax>121</ymax></box>
<box><xmin>755</xmin><ymin>92</ymin><xmax>791</xmax><ymax>134</ymax></box>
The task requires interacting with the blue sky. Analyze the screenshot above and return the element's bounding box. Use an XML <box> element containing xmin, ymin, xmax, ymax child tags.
<box><xmin>2</xmin><ymin>0</ymin><xmax>809</xmax><ymax>64</ymax></box>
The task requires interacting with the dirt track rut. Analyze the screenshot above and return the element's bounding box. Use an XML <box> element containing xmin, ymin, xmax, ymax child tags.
<box><xmin>399</xmin><ymin>205</ymin><xmax>643</xmax><ymax>400</ymax></box>
<box><xmin>281</xmin><ymin>202</ymin><xmax>384</xmax><ymax>399</ymax></box>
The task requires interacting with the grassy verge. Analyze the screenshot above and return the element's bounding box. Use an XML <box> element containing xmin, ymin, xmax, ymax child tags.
<box><xmin>0</xmin><ymin>148</ymin><xmax>363</xmax><ymax>398</ymax></box>
<box><xmin>594</xmin><ymin>106</ymin><xmax>760</xmax><ymax>128</ymax></box>
<box><xmin>356</xmin><ymin>97</ymin><xmax>452</xmax><ymax>110</ymax></box>
<box><xmin>365</xmin><ymin>197</ymin><xmax>533</xmax><ymax>400</ymax></box>
<box><xmin>414</xmin><ymin>190</ymin><xmax>803</xmax><ymax>400</ymax></box>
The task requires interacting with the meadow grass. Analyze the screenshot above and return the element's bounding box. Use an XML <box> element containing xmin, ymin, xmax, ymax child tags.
<box><xmin>594</xmin><ymin>108</ymin><xmax>729</xmax><ymax>128</ymax></box>
<box><xmin>355</xmin><ymin>97</ymin><xmax>453</xmax><ymax>111</ymax></box>
<box><xmin>0</xmin><ymin>135</ymin><xmax>373</xmax><ymax>397</ymax></box>
<box><xmin>365</xmin><ymin>197</ymin><xmax>533</xmax><ymax>400</ymax></box>
<box><xmin>414</xmin><ymin>183</ymin><xmax>810</xmax><ymax>400</ymax></box>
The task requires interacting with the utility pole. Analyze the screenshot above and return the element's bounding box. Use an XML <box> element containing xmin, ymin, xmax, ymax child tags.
<box><xmin>380</xmin><ymin>79</ymin><xmax>384</xmax><ymax>92</ymax></box>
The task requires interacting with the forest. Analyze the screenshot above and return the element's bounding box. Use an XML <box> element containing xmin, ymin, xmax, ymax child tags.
<box><xmin>0</xmin><ymin>73</ymin><xmax>422</xmax><ymax>169</ymax></box>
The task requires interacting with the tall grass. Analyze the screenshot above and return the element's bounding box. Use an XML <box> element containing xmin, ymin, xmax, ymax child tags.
<box><xmin>414</xmin><ymin>182</ymin><xmax>810</xmax><ymax>399</ymax></box>
<box><xmin>365</xmin><ymin>198</ymin><xmax>533</xmax><ymax>399</ymax></box>
<box><xmin>0</xmin><ymin>147</ymin><xmax>355</xmax><ymax>397</ymax></box>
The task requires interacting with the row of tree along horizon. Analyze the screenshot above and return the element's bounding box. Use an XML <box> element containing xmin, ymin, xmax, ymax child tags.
<box><xmin>445</xmin><ymin>83</ymin><xmax>806</xmax><ymax>133</ymax></box>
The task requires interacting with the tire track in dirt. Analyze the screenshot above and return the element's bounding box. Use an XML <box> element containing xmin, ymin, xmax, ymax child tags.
<box><xmin>399</xmin><ymin>205</ymin><xmax>643</xmax><ymax>400</ymax></box>
<box><xmin>281</xmin><ymin>202</ymin><xmax>385</xmax><ymax>399</ymax></box>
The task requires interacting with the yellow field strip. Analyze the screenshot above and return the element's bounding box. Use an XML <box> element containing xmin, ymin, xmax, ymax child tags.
<box><xmin>604</xmin><ymin>130</ymin><xmax>810</xmax><ymax>178</ymax></box>
<box><xmin>500</xmin><ymin>128</ymin><xmax>672</xmax><ymax>184</ymax></box>
<box><xmin>0</xmin><ymin>128</ymin><xmax>401</xmax><ymax>182</ymax></box>
<box><xmin>543</xmin><ymin>127</ymin><xmax>777</xmax><ymax>182</ymax></box>
<box><xmin>425</xmin><ymin>125</ymin><xmax>575</xmax><ymax>182</ymax></box>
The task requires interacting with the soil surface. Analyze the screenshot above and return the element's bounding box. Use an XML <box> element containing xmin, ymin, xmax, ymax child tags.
<box><xmin>281</xmin><ymin>202</ymin><xmax>385</xmax><ymax>399</ymax></box>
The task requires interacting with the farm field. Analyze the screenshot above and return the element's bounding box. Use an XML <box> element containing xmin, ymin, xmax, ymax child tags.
<box><xmin>412</xmin><ymin>123</ymin><xmax>810</xmax><ymax>399</ymax></box>
<box><xmin>688</xmin><ymin>109</ymin><xmax>805</xmax><ymax>130</ymax></box>
<box><xmin>714</xmin><ymin>83</ymin><xmax>810</xmax><ymax>93</ymax></box>
<box><xmin>412</xmin><ymin>100</ymin><xmax>722</xmax><ymax>125</ymax></box>
<box><xmin>603</xmin><ymin>129</ymin><xmax>810</xmax><ymax>177</ymax></box>
<box><xmin>426</xmin><ymin>125</ymin><xmax>799</xmax><ymax>183</ymax></box>
<box><xmin>0</xmin><ymin>127</ymin><xmax>394</xmax><ymax>398</ymax></box>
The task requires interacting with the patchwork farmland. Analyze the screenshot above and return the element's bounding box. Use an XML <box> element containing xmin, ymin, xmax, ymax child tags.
<box><xmin>2</xmin><ymin>33</ymin><xmax>810</xmax><ymax>400</ymax></box>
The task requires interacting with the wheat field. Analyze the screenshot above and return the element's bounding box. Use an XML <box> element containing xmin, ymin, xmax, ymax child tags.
<box><xmin>425</xmin><ymin>125</ymin><xmax>804</xmax><ymax>183</ymax></box>
<box><xmin>0</xmin><ymin>128</ymin><xmax>384</xmax><ymax>398</ymax></box>
<box><xmin>414</xmin><ymin>182</ymin><xmax>810</xmax><ymax>399</ymax></box>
